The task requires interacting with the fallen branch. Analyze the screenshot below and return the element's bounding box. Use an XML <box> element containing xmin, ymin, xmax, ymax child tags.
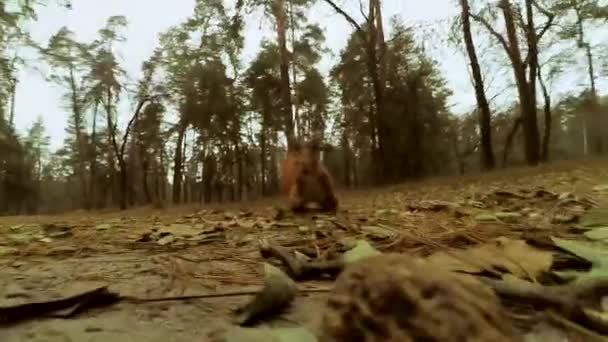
<box><xmin>260</xmin><ymin>244</ymin><xmax>345</xmax><ymax>280</ymax></box>
<box><xmin>482</xmin><ymin>277</ymin><xmax>608</xmax><ymax>334</ymax></box>
<box><xmin>124</xmin><ymin>288</ymin><xmax>330</xmax><ymax>304</ymax></box>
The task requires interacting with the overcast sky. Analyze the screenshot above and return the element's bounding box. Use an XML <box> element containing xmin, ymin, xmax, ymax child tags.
<box><xmin>11</xmin><ymin>0</ymin><xmax>605</xmax><ymax>149</ymax></box>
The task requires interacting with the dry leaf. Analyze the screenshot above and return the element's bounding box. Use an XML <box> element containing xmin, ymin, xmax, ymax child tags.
<box><xmin>426</xmin><ymin>237</ymin><xmax>553</xmax><ymax>280</ymax></box>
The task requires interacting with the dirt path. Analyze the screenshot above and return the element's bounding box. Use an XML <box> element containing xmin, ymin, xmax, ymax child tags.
<box><xmin>1</xmin><ymin>160</ymin><xmax>608</xmax><ymax>341</ymax></box>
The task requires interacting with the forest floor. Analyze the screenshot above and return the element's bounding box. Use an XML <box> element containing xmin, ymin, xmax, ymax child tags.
<box><xmin>2</xmin><ymin>159</ymin><xmax>608</xmax><ymax>341</ymax></box>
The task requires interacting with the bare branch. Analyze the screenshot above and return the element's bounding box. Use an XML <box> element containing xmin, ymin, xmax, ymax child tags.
<box><xmin>514</xmin><ymin>3</ymin><xmax>526</xmax><ymax>31</ymax></box>
<box><xmin>533</xmin><ymin>0</ymin><xmax>555</xmax><ymax>40</ymax></box>
<box><xmin>358</xmin><ymin>0</ymin><xmax>369</xmax><ymax>22</ymax></box>
<box><xmin>523</xmin><ymin>0</ymin><xmax>555</xmax><ymax>68</ymax></box>
<box><xmin>118</xmin><ymin>95</ymin><xmax>161</xmax><ymax>159</ymax></box>
<box><xmin>320</xmin><ymin>0</ymin><xmax>368</xmax><ymax>44</ymax></box>
<box><xmin>469</xmin><ymin>11</ymin><xmax>511</xmax><ymax>58</ymax></box>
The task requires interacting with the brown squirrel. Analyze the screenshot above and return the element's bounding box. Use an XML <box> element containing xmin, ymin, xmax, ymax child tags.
<box><xmin>280</xmin><ymin>138</ymin><xmax>338</xmax><ymax>213</ymax></box>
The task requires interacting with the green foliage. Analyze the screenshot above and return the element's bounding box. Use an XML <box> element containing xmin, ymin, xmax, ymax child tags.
<box><xmin>551</xmin><ymin>237</ymin><xmax>608</xmax><ymax>283</ymax></box>
<box><xmin>333</xmin><ymin>19</ymin><xmax>454</xmax><ymax>179</ymax></box>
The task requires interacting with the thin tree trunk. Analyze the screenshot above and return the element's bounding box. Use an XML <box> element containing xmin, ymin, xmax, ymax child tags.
<box><xmin>288</xmin><ymin>0</ymin><xmax>300</xmax><ymax>137</ymax></box>
<box><xmin>104</xmin><ymin>89</ymin><xmax>119</xmax><ymax>208</ymax></box>
<box><xmin>90</xmin><ymin>102</ymin><xmax>99</xmax><ymax>209</ymax></box>
<box><xmin>460</xmin><ymin>0</ymin><xmax>495</xmax><ymax>170</ymax></box>
<box><xmin>500</xmin><ymin>0</ymin><xmax>539</xmax><ymax>165</ymax></box>
<box><xmin>69</xmin><ymin>67</ymin><xmax>90</xmax><ymax>209</ymax></box>
<box><xmin>524</xmin><ymin>0</ymin><xmax>541</xmax><ymax>161</ymax></box>
<box><xmin>260</xmin><ymin>129</ymin><xmax>267</xmax><ymax>196</ymax></box>
<box><xmin>537</xmin><ymin>65</ymin><xmax>552</xmax><ymax>162</ymax></box>
<box><xmin>172</xmin><ymin>123</ymin><xmax>187</xmax><ymax>205</ymax></box>
<box><xmin>235</xmin><ymin>141</ymin><xmax>243</xmax><ymax>201</ymax></box>
<box><xmin>575</xmin><ymin>6</ymin><xmax>601</xmax><ymax>154</ymax></box>
<box><xmin>8</xmin><ymin>77</ymin><xmax>16</xmax><ymax>128</ymax></box>
<box><xmin>502</xmin><ymin>117</ymin><xmax>522</xmax><ymax>167</ymax></box>
<box><xmin>275</xmin><ymin>0</ymin><xmax>295</xmax><ymax>141</ymax></box>
<box><xmin>320</xmin><ymin>0</ymin><xmax>388</xmax><ymax>183</ymax></box>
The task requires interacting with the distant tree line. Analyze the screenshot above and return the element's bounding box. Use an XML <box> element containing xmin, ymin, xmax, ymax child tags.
<box><xmin>0</xmin><ymin>0</ymin><xmax>607</xmax><ymax>214</ymax></box>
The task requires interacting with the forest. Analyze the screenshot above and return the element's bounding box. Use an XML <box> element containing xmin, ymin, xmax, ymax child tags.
<box><xmin>0</xmin><ymin>0</ymin><xmax>607</xmax><ymax>215</ymax></box>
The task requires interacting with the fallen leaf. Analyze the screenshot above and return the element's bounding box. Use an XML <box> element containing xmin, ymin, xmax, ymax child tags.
<box><xmin>234</xmin><ymin>263</ymin><xmax>297</xmax><ymax>326</ymax></box>
<box><xmin>475</xmin><ymin>213</ymin><xmax>497</xmax><ymax>222</ymax></box>
<box><xmin>226</xmin><ymin>326</ymin><xmax>317</xmax><ymax>342</ymax></box>
<box><xmin>0</xmin><ymin>285</ymin><xmax>121</xmax><ymax>325</ymax></box>
<box><xmin>551</xmin><ymin>237</ymin><xmax>608</xmax><ymax>283</ymax></box>
<box><xmin>584</xmin><ymin>227</ymin><xmax>608</xmax><ymax>241</ymax></box>
<box><xmin>342</xmin><ymin>240</ymin><xmax>381</xmax><ymax>264</ymax></box>
<box><xmin>551</xmin><ymin>213</ymin><xmax>578</xmax><ymax>224</ymax></box>
<box><xmin>426</xmin><ymin>237</ymin><xmax>553</xmax><ymax>280</ymax></box>
<box><xmin>592</xmin><ymin>184</ymin><xmax>608</xmax><ymax>192</ymax></box>
<box><xmin>360</xmin><ymin>225</ymin><xmax>396</xmax><ymax>239</ymax></box>
<box><xmin>523</xmin><ymin>322</ymin><xmax>572</xmax><ymax>342</ymax></box>
<box><xmin>0</xmin><ymin>246</ymin><xmax>17</xmax><ymax>256</ymax></box>
<box><xmin>298</xmin><ymin>226</ymin><xmax>310</xmax><ymax>233</ymax></box>
<box><xmin>157</xmin><ymin>235</ymin><xmax>175</xmax><ymax>245</ymax></box>
<box><xmin>495</xmin><ymin>212</ymin><xmax>522</xmax><ymax>223</ymax></box>
<box><xmin>580</xmin><ymin>207</ymin><xmax>608</xmax><ymax>228</ymax></box>
<box><xmin>95</xmin><ymin>224</ymin><xmax>112</xmax><ymax>231</ymax></box>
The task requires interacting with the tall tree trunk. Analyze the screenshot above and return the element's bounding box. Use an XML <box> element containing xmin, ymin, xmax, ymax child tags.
<box><xmin>366</xmin><ymin>0</ymin><xmax>390</xmax><ymax>183</ymax></box>
<box><xmin>260</xmin><ymin>129</ymin><xmax>267</xmax><ymax>196</ymax></box>
<box><xmin>288</xmin><ymin>0</ymin><xmax>300</xmax><ymax>137</ymax></box>
<box><xmin>537</xmin><ymin>65</ymin><xmax>552</xmax><ymax>162</ymax></box>
<box><xmin>500</xmin><ymin>0</ymin><xmax>539</xmax><ymax>165</ymax></box>
<box><xmin>8</xmin><ymin>77</ymin><xmax>16</xmax><ymax>128</ymax></box>
<box><xmin>141</xmin><ymin>159</ymin><xmax>152</xmax><ymax>204</ymax></box>
<box><xmin>181</xmin><ymin>129</ymin><xmax>189</xmax><ymax>203</ymax></box>
<box><xmin>574</xmin><ymin>6</ymin><xmax>601</xmax><ymax>154</ymax></box>
<box><xmin>158</xmin><ymin>146</ymin><xmax>167</xmax><ymax>204</ymax></box>
<box><xmin>69</xmin><ymin>67</ymin><xmax>90</xmax><ymax>209</ymax></box>
<box><xmin>235</xmin><ymin>140</ymin><xmax>244</xmax><ymax>201</ymax></box>
<box><xmin>320</xmin><ymin>0</ymin><xmax>389</xmax><ymax>183</ymax></box>
<box><xmin>502</xmin><ymin>117</ymin><xmax>522</xmax><ymax>167</ymax></box>
<box><xmin>104</xmin><ymin>89</ymin><xmax>119</xmax><ymax>208</ymax></box>
<box><xmin>460</xmin><ymin>0</ymin><xmax>495</xmax><ymax>170</ymax></box>
<box><xmin>275</xmin><ymin>0</ymin><xmax>294</xmax><ymax>141</ymax></box>
<box><xmin>341</xmin><ymin>132</ymin><xmax>351</xmax><ymax>187</ymax></box>
<box><xmin>105</xmin><ymin>88</ymin><xmax>129</xmax><ymax>210</ymax></box>
<box><xmin>172</xmin><ymin>123</ymin><xmax>187</xmax><ymax>205</ymax></box>
<box><xmin>524</xmin><ymin>0</ymin><xmax>541</xmax><ymax>161</ymax></box>
<box><xmin>90</xmin><ymin>102</ymin><xmax>99</xmax><ymax>209</ymax></box>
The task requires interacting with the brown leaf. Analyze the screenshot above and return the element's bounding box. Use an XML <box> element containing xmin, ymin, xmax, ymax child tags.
<box><xmin>426</xmin><ymin>237</ymin><xmax>554</xmax><ymax>280</ymax></box>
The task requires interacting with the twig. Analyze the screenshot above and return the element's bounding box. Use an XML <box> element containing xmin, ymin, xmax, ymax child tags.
<box><xmin>546</xmin><ymin>311</ymin><xmax>608</xmax><ymax>342</ymax></box>
<box><xmin>482</xmin><ymin>278</ymin><xmax>608</xmax><ymax>335</ymax></box>
<box><xmin>260</xmin><ymin>244</ymin><xmax>345</xmax><ymax>280</ymax></box>
<box><xmin>124</xmin><ymin>288</ymin><xmax>331</xmax><ymax>303</ymax></box>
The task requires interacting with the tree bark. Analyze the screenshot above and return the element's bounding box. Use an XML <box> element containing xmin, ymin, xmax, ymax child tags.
<box><xmin>502</xmin><ymin>116</ymin><xmax>522</xmax><ymax>167</ymax></box>
<box><xmin>68</xmin><ymin>66</ymin><xmax>90</xmax><ymax>209</ymax></box>
<box><xmin>471</xmin><ymin>0</ymin><xmax>541</xmax><ymax>166</ymax></box>
<box><xmin>500</xmin><ymin>0</ymin><xmax>540</xmax><ymax>165</ymax></box>
<box><xmin>90</xmin><ymin>102</ymin><xmax>99</xmax><ymax>209</ymax></box>
<box><xmin>574</xmin><ymin>5</ymin><xmax>601</xmax><ymax>154</ymax></box>
<box><xmin>537</xmin><ymin>64</ymin><xmax>552</xmax><ymax>162</ymax></box>
<box><xmin>104</xmin><ymin>88</ymin><xmax>119</xmax><ymax>208</ymax></box>
<box><xmin>8</xmin><ymin>77</ymin><xmax>16</xmax><ymax>128</ymax></box>
<box><xmin>287</xmin><ymin>0</ymin><xmax>300</xmax><ymax>137</ymax></box>
<box><xmin>275</xmin><ymin>0</ymin><xmax>295</xmax><ymax>142</ymax></box>
<box><xmin>320</xmin><ymin>0</ymin><xmax>389</xmax><ymax>184</ymax></box>
<box><xmin>172</xmin><ymin>122</ymin><xmax>187</xmax><ymax>205</ymax></box>
<box><xmin>460</xmin><ymin>0</ymin><xmax>495</xmax><ymax>170</ymax></box>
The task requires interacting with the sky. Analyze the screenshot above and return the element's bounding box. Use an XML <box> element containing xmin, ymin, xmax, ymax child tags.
<box><xmin>11</xmin><ymin>0</ymin><xmax>605</xmax><ymax>149</ymax></box>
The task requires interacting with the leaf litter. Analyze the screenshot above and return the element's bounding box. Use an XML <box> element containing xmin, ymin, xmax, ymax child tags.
<box><xmin>2</xmin><ymin>161</ymin><xmax>608</xmax><ymax>341</ymax></box>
